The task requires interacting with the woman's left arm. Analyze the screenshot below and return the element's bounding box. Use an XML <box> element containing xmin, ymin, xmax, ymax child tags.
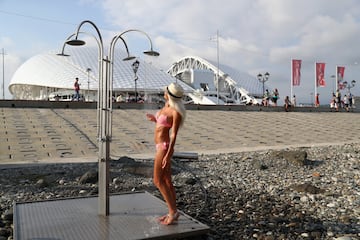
<box><xmin>146</xmin><ymin>113</ymin><xmax>156</xmax><ymax>123</ymax></box>
<box><xmin>162</xmin><ymin>111</ymin><xmax>182</xmax><ymax>169</ymax></box>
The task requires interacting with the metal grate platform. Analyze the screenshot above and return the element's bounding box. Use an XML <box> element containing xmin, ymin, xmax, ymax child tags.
<box><xmin>14</xmin><ymin>191</ymin><xmax>210</xmax><ymax>240</ymax></box>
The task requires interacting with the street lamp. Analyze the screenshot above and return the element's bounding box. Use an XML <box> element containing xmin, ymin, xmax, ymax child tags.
<box><xmin>132</xmin><ymin>60</ymin><xmax>140</xmax><ymax>102</ymax></box>
<box><xmin>86</xmin><ymin>68</ymin><xmax>91</xmax><ymax>101</ymax></box>
<box><xmin>330</xmin><ymin>75</ymin><xmax>336</xmax><ymax>93</ymax></box>
<box><xmin>257</xmin><ymin>72</ymin><xmax>270</xmax><ymax>97</ymax></box>
<box><xmin>343</xmin><ymin>80</ymin><xmax>356</xmax><ymax>93</ymax></box>
<box><xmin>63</xmin><ymin>20</ymin><xmax>159</xmax><ymax>216</ymax></box>
<box><xmin>1</xmin><ymin>48</ymin><xmax>5</xmax><ymax>100</ymax></box>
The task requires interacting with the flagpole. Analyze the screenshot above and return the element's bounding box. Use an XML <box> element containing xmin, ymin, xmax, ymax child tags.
<box><xmin>314</xmin><ymin>62</ymin><xmax>317</xmax><ymax>107</ymax></box>
<box><xmin>291</xmin><ymin>59</ymin><xmax>293</xmax><ymax>102</ymax></box>
<box><xmin>335</xmin><ymin>65</ymin><xmax>338</xmax><ymax>92</ymax></box>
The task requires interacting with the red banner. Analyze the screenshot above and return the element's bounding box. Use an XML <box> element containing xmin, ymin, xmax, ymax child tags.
<box><xmin>337</xmin><ymin>66</ymin><xmax>345</xmax><ymax>90</ymax></box>
<box><xmin>316</xmin><ymin>62</ymin><xmax>326</xmax><ymax>87</ymax></box>
<box><xmin>292</xmin><ymin>59</ymin><xmax>301</xmax><ymax>86</ymax></box>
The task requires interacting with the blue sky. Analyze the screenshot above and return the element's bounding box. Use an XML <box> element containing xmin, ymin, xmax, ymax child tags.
<box><xmin>1</xmin><ymin>0</ymin><xmax>360</xmax><ymax>104</ymax></box>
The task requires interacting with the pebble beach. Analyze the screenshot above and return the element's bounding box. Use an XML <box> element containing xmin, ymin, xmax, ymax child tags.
<box><xmin>1</xmin><ymin>143</ymin><xmax>359</xmax><ymax>240</ymax></box>
<box><xmin>1</xmin><ymin>108</ymin><xmax>360</xmax><ymax>239</ymax></box>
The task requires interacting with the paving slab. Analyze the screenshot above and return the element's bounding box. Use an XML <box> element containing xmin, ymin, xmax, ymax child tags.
<box><xmin>1</xmin><ymin>108</ymin><xmax>360</xmax><ymax>164</ymax></box>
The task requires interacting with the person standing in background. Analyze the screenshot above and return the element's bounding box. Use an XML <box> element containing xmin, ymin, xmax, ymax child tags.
<box><xmin>291</xmin><ymin>95</ymin><xmax>297</xmax><ymax>107</ymax></box>
<box><xmin>73</xmin><ymin>77</ymin><xmax>80</xmax><ymax>101</ymax></box>
<box><xmin>348</xmin><ymin>93</ymin><xmax>353</xmax><ymax>108</ymax></box>
<box><xmin>284</xmin><ymin>96</ymin><xmax>291</xmax><ymax>112</ymax></box>
<box><xmin>263</xmin><ymin>89</ymin><xmax>270</xmax><ymax>106</ymax></box>
<box><xmin>315</xmin><ymin>93</ymin><xmax>320</xmax><ymax>107</ymax></box>
<box><xmin>272</xmin><ymin>88</ymin><xmax>279</xmax><ymax>106</ymax></box>
<box><xmin>344</xmin><ymin>94</ymin><xmax>350</xmax><ymax>112</ymax></box>
<box><xmin>335</xmin><ymin>89</ymin><xmax>341</xmax><ymax>111</ymax></box>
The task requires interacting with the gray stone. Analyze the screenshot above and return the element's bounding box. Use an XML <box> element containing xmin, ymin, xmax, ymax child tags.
<box><xmin>184</xmin><ymin>178</ymin><xmax>197</xmax><ymax>185</ymax></box>
<box><xmin>78</xmin><ymin>171</ymin><xmax>98</xmax><ymax>184</ymax></box>
<box><xmin>35</xmin><ymin>178</ymin><xmax>48</xmax><ymax>188</ymax></box>
<box><xmin>1</xmin><ymin>209</ymin><xmax>12</xmax><ymax>221</ymax></box>
<box><xmin>292</xmin><ymin>183</ymin><xmax>325</xmax><ymax>194</ymax></box>
<box><xmin>122</xmin><ymin>164</ymin><xmax>153</xmax><ymax>178</ymax></box>
<box><xmin>271</xmin><ymin>149</ymin><xmax>308</xmax><ymax>166</ymax></box>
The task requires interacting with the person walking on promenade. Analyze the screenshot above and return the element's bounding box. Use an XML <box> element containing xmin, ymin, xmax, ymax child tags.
<box><xmin>146</xmin><ymin>82</ymin><xmax>186</xmax><ymax>225</ymax></box>
<box><xmin>284</xmin><ymin>95</ymin><xmax>291</xmax><ymax>112</ymax></box>
<box><xmin>349</xmin><ymin>92</ymin><xmax>353</xmax><ymax>108</ymax></box>
<box><xmin>335</xmin><ymin>89</ymin><xmax>341</xmax><ymax>111</ymax></box>
<box><xmin>330</xmin><ymin>93</ymin><xmax>336</xmax><ymax>111</ymax></box>
<box><xmin>344</xmin><ymin>94</ymin><xmax>350</xmax><ymax>112</ymax></box>
<box><xmin>272</xmin><ymin>88</ymin><xmax>279</xmax><ymax>106</ymax></box>
<box><xmin>315</xmin><ymin>93</ymin><xmax>320</xmax><ymax>107</ymax></box>
<box><xmin>72</xmin><ymin>77</ymin><xmax>81</xmax><ymax>101</ymax></box>
<box><xmin>291</xmin><ymin>95</ymin><xmax>297</xmax><ymax>107</ymax></box>
<box><xmin>263</xmin><ymin>89</ymin><xmax>270</xmax><ymax>106</ymax></box>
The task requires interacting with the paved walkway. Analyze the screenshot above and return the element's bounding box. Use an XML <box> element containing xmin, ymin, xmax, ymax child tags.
<box><xmin>1</xmin><ymin>108</ymin><xmax>360</xmax><ymax>164</ymax></box>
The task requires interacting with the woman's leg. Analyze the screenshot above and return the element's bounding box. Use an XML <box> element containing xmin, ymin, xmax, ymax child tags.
<box><xmin>163</xmin><ymin>161</ymin><xmax>177</xmax><ymax>211</ymax></box>
<box><xmin>153</xmin><ymin>148</ymin><xmax>177</xmax><ymax>219</ymax></box>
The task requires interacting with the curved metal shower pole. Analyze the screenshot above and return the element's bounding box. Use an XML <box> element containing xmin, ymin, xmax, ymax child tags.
<box><xmin>65</xmin><ymin>20</ymin><xmax>110</xmax><ymax>215</ymax></box>
<box><xmin>62</xmin><ymin>20</ymin><xmax>159</xmax><ymax>216</ymax></box>
<box><xmin>71</xmin><ymin>20</ymin><xmax>104</xmax><ymax>47</ymax></box>
<box><xmin>116</xmin><ymin>29</ymin><xmax>160</xmax><ymax>56</ymax></box>
<box><xmin>62</xmin><ymin>31</ymin><xmax>135</xmax><ymax>141</ymax></box>
<box><xmin>59</xmin><ymin>32</ymin><xmax>133</xmax><ymax>60</ymax></box>
<box><xmin>107</xmin><ymin>30</ymin><xmax>159</xmax><ymax>138</ymax></box>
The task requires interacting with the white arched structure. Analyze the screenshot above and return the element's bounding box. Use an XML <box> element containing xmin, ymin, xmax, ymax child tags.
<box><xmin>168</xmin><ymin>56</ymin><xmax>268</xmax><ymax>105</ymax></box>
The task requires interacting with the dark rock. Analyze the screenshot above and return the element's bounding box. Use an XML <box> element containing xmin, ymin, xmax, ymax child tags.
<box><xmin>283</xmin><ymin>150</ymin><xmax>307</xmax><ymax>166</ymax></box>
<box><xmin>291</xmin><ymin>183</ymin><xmax>325</xmax><ymax>194</ymax></box>
<box><xmin>0</xmin><ymin>227</ymin><xmax>9</xmax><ymax>238</ymax></box>
<box><xmin>251</xmin><ymin>159</ymin><xmax>268</xmax><ymax>170</ymax></box>
<box><xmin>78</xmin><ymin>171</ymin><xmax>98</xmax><ymax>184</ymax></box>
<box><xmin>185</xmin><ymin>178</ymin><xmax>197</xmax><ymax>185</ymax></box>
<box><xmin>123</xmin><ymin>163</ymin><xmax>153</xmax><ymax>178</ymax></box>
<box><xmin>2</xmin><ymin>209</ymin><xmax>12</xmax><ymax>221</ymax></box>
<box><xmin>271</xmin><ymin>150</ymin><xmax>307</xmax><ymax>166</ymax></box>
<box><xmin>310</xmin><ymin>231</ymin><xmax>322</xmax><ymax>239</ymax></box>
<box><xmin>114</xmin><ymin>157</ymin><xmax>155</xmax><ymax>178</ymax></box>
<box><xmin>117</xmin><ymin>156</ymin><xmax>136</xmax><ymax>164</ymax></box>
<box><xmin>35</xmin><ymin>178</ymin><xmax>48</xmax><ymax>188</ymax></box>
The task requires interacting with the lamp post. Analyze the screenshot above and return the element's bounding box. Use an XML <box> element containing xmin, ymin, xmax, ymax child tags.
<box><xmin>132</xmin><ymin>60</ymin><xmax>140</xmax><ymax>102</ymax></box>
<box><xmin>343</xmin><ymin>80</ymin><xmax>356</xmax><ymax>107</ymax></box>
<box><xmin>1</xmin><ymin>48</ymin><xmax>5</xmax><ymax>100</ymax></box>
<box><xmin>343</xmin><ymin>80</ymin><xmax>356</xmax><ymax>93</ymax></box>
<box><xmin>257</xmin><ymin>72</ymin><xmax>270</xmax><ymax>98</ymax></box>
<box><xmin>64</xmin><ymin>20</ymin><xmax>159</xmax><ymax>216</ymax></box>
<box><xmin>216</xmin><ymin>30</ymin><xmax>220</xmax><ymax>104</ymax></box>
<box><xmin>86</xmin><ymin>68</ymin><xmax>91</xmax><ymax>101</ymax></box>
<box><xmin>330</xmin><ymin>75</ymin><xmax>336</xmax><ymax>94</ymax></box>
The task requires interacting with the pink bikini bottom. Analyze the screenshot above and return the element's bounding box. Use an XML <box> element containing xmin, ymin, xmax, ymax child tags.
<box><xmin>156</xmin><ymin>142</ymin><xmax>169</xmax><ymax>151</ymax></box>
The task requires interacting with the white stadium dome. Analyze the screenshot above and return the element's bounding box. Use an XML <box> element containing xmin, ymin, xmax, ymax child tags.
<box><xmin>9</xmin><ymin>46</ymin><xmax>267</xmax><ymax>104</ymax></box>
<box><xmin>9</xmin><ymin>46</ymin><xmax>192</xmax><ymax>101</ymax></box>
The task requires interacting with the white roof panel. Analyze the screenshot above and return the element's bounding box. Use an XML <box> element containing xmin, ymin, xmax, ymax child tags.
<box><xmin>9</xmin><ymin>47</ymin><xmax>193</xmax><ymax>95</ymax></box>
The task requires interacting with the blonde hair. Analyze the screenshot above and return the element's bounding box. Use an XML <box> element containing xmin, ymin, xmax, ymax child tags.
<box><xmin>168</xmin><ymin>95</ymin><xmax>186</xmax><ymax>127</ymax></box>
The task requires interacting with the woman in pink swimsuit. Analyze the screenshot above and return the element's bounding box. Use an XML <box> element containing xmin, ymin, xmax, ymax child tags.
<box><xmin>146</xmin><ymin>82</ymin><xmax>186</xmax><ymax>225</ymax></box>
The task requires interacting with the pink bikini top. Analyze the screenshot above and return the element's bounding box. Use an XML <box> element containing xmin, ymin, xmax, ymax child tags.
<box><xmin>156</xmin><ymin>111</ymin><xmax>172</xmax><ymax>128</ymax></box>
